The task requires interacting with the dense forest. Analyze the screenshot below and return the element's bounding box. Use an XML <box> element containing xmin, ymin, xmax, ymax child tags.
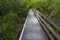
<box><xmin>0</xmin><ymin>0</ymin><xmax>60</xmax><ymax>40</ymax></box>
<box><xmin>0</xmin><ymin>0</ymin><xmax>30</xmax><ymax>40</ymax></box>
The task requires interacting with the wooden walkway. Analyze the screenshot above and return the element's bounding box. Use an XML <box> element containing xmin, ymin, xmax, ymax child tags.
<box><xmin>19</xmin><ymin>9</ymin><xmax>49</xmax><ymax>40</ymax></box>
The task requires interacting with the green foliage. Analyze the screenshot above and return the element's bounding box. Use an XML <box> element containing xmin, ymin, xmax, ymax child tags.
<box><xmin>30</xmin><ymin>0</ymin><xmax>60</xmax><ymax>21</ymax></box>
<box><xmin>0</xmin><ymin>0</ymin><xmax>29</xmax><ymax>40</ymax></box>
<box><xmin>0</xmin><ymin>0</ymin><xmax>60</xmax><ymax>40</ymax></box>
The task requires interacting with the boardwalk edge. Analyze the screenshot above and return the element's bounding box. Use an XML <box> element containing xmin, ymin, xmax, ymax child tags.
<box><xmin>19</xmin><ymin>14</ymin><xmax>28</xmax><ymax>40</ymax></box>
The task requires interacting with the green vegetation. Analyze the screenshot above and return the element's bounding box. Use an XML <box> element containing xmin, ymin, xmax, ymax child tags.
<box><xmin>30</xmin><ymin>0</ymin><xmax>60</xmax><ymax>22</ymax></box>
<box><xmin>0</xmin><ymin>0</ymin><xmax>29</xmax><ymax>40</ymax></box>
<box><xmin>0</xmin><ymin>0</ymin><xmax>60</xmax><ymax>40</ymax></box>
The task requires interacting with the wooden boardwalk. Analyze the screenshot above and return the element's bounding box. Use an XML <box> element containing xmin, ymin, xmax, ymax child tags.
<box><xmin>19</xmin><ymin>9</ymin><xmax>49</xmax><ymax>40</ymax></box>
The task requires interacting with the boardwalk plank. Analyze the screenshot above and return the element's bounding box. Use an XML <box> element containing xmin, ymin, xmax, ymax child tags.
<box><xmin>19</xmin><ymin>9</ymin><xmax>49</xmax><ymax>40</ymax></box>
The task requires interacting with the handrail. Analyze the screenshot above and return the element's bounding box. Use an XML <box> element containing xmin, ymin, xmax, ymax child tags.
<box><xmin>32</xmin><ymin>9</ymin><xmax>60</xmax><ymax>40</ymax></box>
<box><xmin>34</xmin><ymin>9</ymin><xmax>60</xmax><ymax>30</ymax></box>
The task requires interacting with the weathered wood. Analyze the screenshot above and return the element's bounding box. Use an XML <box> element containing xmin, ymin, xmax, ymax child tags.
<box><xmin>33</xmin><ymin>9</ymin><xmax>60</xmax><ymax>40</ymax></box>
<box><xmin>36</xmin><ymin>15</ymin><xmax>55</xmax><ymax>40</ymax></box>
<box><xmin>36</xmin><ymin>9</ymin><xmax>60</xmax><ymax>30</ymax></box>
<box><xmin>19</xmin><ymin>9</ymin><xmax>49</xmax><ymax>40</ymax></box>
<box><xmin>37</xmin><ymin>14</ymin><xmax>60</xmax><ymax>40</ymax></box>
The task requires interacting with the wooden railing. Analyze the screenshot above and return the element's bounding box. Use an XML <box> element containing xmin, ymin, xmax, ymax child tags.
<box><xmin>32</xmin><ymin>9</ymin><xmax>60</xmax><ymax>40</ymax></box>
